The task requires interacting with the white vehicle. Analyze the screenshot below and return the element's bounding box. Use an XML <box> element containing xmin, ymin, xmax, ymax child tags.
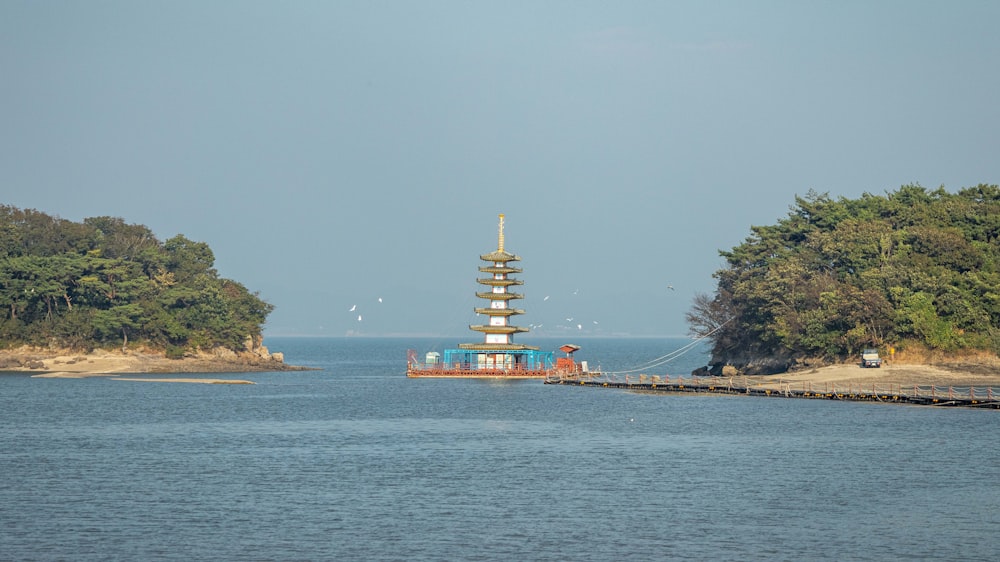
<box><xmin>861</xmin><ymin>348</ymin><xmax>882</xmax><ymax>368</ymax></box>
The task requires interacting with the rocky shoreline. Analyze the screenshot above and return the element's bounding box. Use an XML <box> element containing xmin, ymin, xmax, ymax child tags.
<box><xmin>0</xmin><ymin>344</ymin><xmax>311</xmax><ymax>376</ymax></box>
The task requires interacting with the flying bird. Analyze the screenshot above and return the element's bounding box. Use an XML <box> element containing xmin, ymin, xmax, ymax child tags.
<box><xmin>378</xmin><ymin>297</ymin><xmax>383</xmax><ymax>303</ymax></box>
<box><xmin>577</xmin><ymin>324</ymin><xmax>582</xmax><ymax>330</ymax></box>
<box><xmin>357</xmin><ymin>315</ymin><xmax>362</xmax><ymax>322</ymax></box>
<box><xmin>543</xmin><ymin>295</ymin><xmax>550</xmax><ymax>301</ymax></box>
<box><xmin>667</xmin><ymin>285</ymin><xmax>675</xmax><ymax>290</ymax></box>
<box><xmin>349</xmin><ymin>304</ymin><xmax>356</xmax><ymax>312</ymax></box>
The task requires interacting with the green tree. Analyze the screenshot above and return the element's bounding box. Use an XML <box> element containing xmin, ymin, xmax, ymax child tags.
<box><xmin>164</xmin><ymin>235</ymin><xmax>216</xmax><ymax>282</ymax></box>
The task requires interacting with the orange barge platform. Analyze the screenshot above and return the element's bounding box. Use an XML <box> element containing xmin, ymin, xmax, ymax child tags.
<box><xmin>406</xmin><ymin>344</ymin><xmax>590</xmax><ymax>378</ymax></box>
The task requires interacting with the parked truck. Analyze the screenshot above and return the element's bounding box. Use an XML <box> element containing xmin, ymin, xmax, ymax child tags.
<box><xmin>861</xmin><ymin>348</ymin><xmax>882</xmax><ymax>368</ymax></box>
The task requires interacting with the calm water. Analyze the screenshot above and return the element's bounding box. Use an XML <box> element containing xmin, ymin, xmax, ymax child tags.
<box><xmin>2</xmin><ymin>337</ymin><xmax>998</xmax><ymax>561</ymax></box>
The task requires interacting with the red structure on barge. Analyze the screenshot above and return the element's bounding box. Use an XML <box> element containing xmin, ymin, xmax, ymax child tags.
<box><xmin>407</xmin><ymin>214</ymin><xmax>586</xmax><ymax>378</ymax></box>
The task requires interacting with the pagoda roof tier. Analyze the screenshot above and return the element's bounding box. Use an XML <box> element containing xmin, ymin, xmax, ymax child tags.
<box><xmin>457</xmin><ymin>342</ymin><xmax>540</xmax><ymax>351</ymax></box>
<box><xmin>469</xmin><ymin>325</ymin><xmax>530</xmax><ymax>334</ymax></box>
<box><xmin>477</xmin><ymin>278</ymin><xmax>524</xmax><ymax>287</ymax></box>
<box><xmin>480</xmin><ymin>250</ymin><xmax>521</xmax><ymax>263</ymax></box>
<box><xmin>479</xmin><ymin>265</ymin><xmax>523</xmax><ymax>274</ymax></box>
<box><xmin>476</xmin><ymin>291</ymin><xmax>523</xmax><ymax>301</ymax></box>
<box><xmin>474</xmin><ymin>307</ymin><xmax>525</xmax><ymax>316</ymax></box>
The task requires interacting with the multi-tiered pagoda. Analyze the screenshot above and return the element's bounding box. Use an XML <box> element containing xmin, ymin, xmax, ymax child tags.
<box><xmin>407</xmin><ymin>214</ymin><xmax>581</xmax><ymax>378</ymax></box>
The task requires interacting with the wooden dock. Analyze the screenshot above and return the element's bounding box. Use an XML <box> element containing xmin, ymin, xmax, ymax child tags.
<box><xmin>544</xmin><ymin>374</ymin><xmax>1000</xmax><ymax>409</ymax></box>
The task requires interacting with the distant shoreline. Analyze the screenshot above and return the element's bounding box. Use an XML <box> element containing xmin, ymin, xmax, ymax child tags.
<box><xmin>5</xmin><ymin>345</ymin><xmax>996</xmax><ymax>390</ymax></box>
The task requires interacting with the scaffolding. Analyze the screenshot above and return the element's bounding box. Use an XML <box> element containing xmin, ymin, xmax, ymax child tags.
<box><xmin>441</xmin><ymin>348</ymin><xmax>555</xmax><ymax>371</ymax></box>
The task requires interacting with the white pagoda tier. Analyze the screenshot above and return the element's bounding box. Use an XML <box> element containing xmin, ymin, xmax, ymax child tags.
<box><xmin>459</xmin><ymin>213</ymin><xmax>538</xmax><ymax>352</ymax></box>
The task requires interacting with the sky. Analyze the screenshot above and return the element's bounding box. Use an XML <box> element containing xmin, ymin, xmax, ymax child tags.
<box><xmin>2</xmin><ymin>1</ymin><xmax>999</xmax><ymax>339</ymax></box>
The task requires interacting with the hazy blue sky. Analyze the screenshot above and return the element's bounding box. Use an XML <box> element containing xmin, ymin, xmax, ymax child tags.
<box><xmin>2</xmin><ymin>1</ymin><xmax>998</xmax><ymax>339</ymax></box>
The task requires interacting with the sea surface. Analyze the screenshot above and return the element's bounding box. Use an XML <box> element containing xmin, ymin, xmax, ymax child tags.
<box><xmin>2</xmin><ymin>337</ymin><xmax>999</xmax><ymax>561</ymax></box>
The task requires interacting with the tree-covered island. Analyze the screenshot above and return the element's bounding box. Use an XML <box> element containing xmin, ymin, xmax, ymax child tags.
<box><xmin>688</xmin><ymin>184</ymin><xmax>1000</xmax><ymax>375</ymax></box>
<box><xmin>0</xmin><ymin>205</ymin><xmax>294</xmax><ymax>371</ymax></box>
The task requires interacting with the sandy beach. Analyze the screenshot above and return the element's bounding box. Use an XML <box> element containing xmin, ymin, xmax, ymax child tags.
<box><xmin>748</xmin><ymin>361</ymin><xmax>1000</xmax><ymax>389</ymax></box>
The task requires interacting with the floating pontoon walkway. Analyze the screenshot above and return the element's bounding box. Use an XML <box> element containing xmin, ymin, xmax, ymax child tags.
<box><xmin>544</xmin><ymin>374</ymin><xmax>1000</xmax><ymax>409</ymax></box>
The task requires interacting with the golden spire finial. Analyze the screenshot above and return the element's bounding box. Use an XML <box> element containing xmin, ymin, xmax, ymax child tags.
<box><xmin>498</xmin><ymin>213</ymin><xmax>505</xmax><ymax>252</ymax></box>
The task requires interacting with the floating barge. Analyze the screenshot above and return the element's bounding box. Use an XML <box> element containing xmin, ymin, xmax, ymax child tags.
<box><xmin>545</xmin><ymin>374</ymin><xmax>1000</xmax><ymax>409</ymax></box>
<box><xmin>407</xmin><ymin>214</ymin><xmax>589</xmax><ymax>379</ymax></box>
